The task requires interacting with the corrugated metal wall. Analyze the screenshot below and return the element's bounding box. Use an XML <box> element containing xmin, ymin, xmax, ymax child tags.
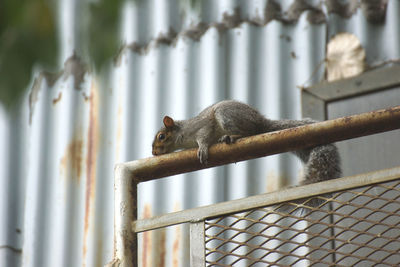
<box><xmin>1</xmin><ymin>0</ymin><xmax>399</xmax><ymax>266</ymax></box>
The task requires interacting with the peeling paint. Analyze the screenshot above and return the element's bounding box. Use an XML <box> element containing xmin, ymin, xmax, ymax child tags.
<box><xmin>182</xmin><ymin>22</ymin><xmax>208</xmax><ymax>42</ymax></box>
<box><xmin>218</xmin><ymin>7</ymin><xmax>242</xmax><ymax>30</ymax></box>
<box><xmin>285</xmin><ymin>0</ymin><xmax>326</xmax><ymax>24</ymax></box>
<box><xmin>0</xmin><ymin>245</ymin><xmax>23</xmax><ymax>254</ymax></box>
<box><xmin>326</xmin><ymin>0</ymin><xmax>359</xmax><ymax>18</ymax></box>
<box><xmin>120</xmin><ymin>0</ymin><xmax>388</xmax><ymax>56</ymax></box>
<box><xmin>265</xmin><ymin>0</ymin><xmax>283</xmax><ymax>23</ymax></box>
<box><xmin>125</xmin><ymin>1</ymin><xmax>327</xmax><ymax>55</ymax></box>
<box><xmin>360</xmin><ymin>0</ymin><xmax>388</xmax><ymax>23</ymax></box>
<box><xmin>29</xmin><ymin>53</ymin><xmax>86</xmax><ymax>124</ymax></box>
<box><xmin>28</xmin><ymin>77</ymin><xmax>41</xmax><ymax>125</ymax></box>
<box><xmin>127</xmin><ymin>42</ymin><xmax>147</xmax><ymax>55</ymax></box>
<box><xmin>52</xmin><ymin>92</ymin><xmax>62</xmax><ymax>105</ymax></box>
<box><xmin>29</xmin><ymin>71</ymin><xmax>62</xmax><ymax>124</ymax></box>
<box><xmin>82</xmin><ymin>92</ymin><xmax>90</xmax><ymax>102</ymax></box>
<box><xmin>63</xmin><ymin>52</ymin><xmax>88</xmax><ymax>90</ymax></box>
<box><xmin>306</xmin><ymin>8</ymin><xmax>326</xmax><ymax>24</ymax></box>
<box><xmin>156</xmin><ymin>27</ymin><xmax>178</xmax><ymax>46</ymax></box>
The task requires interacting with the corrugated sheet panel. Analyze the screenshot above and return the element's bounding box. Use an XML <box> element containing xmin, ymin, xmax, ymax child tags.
<box><xmin>0</xmin><ymin>101</ymin><xmax>27</xmax><ymax>267</ymax></box>
<box><xmin>1</xmin><ymin>0</ymin><xmax>399</xmax><ymax>266</ymax></box>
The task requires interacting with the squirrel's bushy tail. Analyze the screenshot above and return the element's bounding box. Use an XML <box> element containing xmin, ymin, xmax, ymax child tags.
<box><xmin>300</xmin><ymin>144</ymin><xmax>341</xmax><ymax>184</ymax></box>
<box><xmin>265</xmin><ymin>118</ymin><xmax>342</xmax><ymax>184</ymax></box>
<box><xmin>291</xmin><ymin>143</ymin><xmax>341</xmax><ymax>214</ymax></box>
<box><xmin>264</xmin><ymin>118</ymin><xmax>342</xmax><ymax>213</ymax></box>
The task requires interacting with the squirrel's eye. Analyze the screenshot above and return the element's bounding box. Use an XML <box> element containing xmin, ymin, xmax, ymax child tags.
<box><xmin>158</xmin><ymin>133</ymin><xmax>165</xmax><ymax>140</ymax></box>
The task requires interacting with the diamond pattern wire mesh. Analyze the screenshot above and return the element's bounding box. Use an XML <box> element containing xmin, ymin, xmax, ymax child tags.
<box><xmin>205</xmin><ymin>179</ymin><xmax>400</xmax><ymax>267</ymax></box>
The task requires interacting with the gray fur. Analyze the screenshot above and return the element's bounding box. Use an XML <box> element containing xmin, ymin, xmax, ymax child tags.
<box><xmin>153</xmin><ymin>100</ymin><xmax>341</xmax><ymax>184</ymax></box>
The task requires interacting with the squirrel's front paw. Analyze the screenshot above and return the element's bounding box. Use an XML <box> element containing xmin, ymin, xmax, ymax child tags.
<box><xmin>218</xmin><ymin>135</ymin><xmax>232</xmax><ymax>144</ymax></box>
<box><xmin>218</xmin><ymin>135</ymin><xmax>241</xmax><ymax>144</ymax></box>
<box><xmin>197</xmin><ymin>146</ymin><xmax>208</xmax><ymax>164</ymax></box>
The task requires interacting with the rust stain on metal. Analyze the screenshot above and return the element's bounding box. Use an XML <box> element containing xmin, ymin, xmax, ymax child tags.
<box><xmin>344</xmin><ymin>116</ymin><xmax>352</xmax><ymax>123</ymax></box>
<box><xmin>82</xmin><ymin>81</ymin><xmax>99</xmax><ymax>265</ymax></box>
<box><xmin>142</xmin><ymin>204</ymin><xmax>152</xmax><ymax>267</ymax></box>
<box><xmin>172</xmin><ymin>226</ymin><xmax>180</xmax><ymax>267</ymax></box>
<box><xmin>172</xmin><ymin>203</ymin><xmax>181</xmax><ymax>267</ymax></box>
<box><xmin>205</xmin><ymin>177</ymin><xmax>400</xmax><ymax>266</ymax></box>
<box><xmin>387</xmin><ymin>106</ymin><xmax>399</xmax><ymax>115</ymax></box>
<box><xmin>52</xmin><ymin>91</ymin><xmax>62</xmax><ymax>105</ymax></box>
<box><xmin>266</xmin><ymin>170</ymin><xmax>281</xmax><ymax>192</ymax></box>
<box><xmin>94</xmin><ymin>233</ymin><xmax>103</xmax><ymax>267</ymax></box>
<box><xmin>157</xmin><ymin>228</ymin><xmax>166</xmax><ymax>267</ymax></box>
<box><xmin>129</xmin><ymin>106</ymin><xmax>400</xmax><ymax>182</ymax></box>
<box><xmin>60</xmin><ymin>137</ymin><xmax>83</xmax><ymax>182</ymax></box>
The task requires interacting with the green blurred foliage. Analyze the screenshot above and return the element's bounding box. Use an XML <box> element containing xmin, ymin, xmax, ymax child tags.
<box><xmin>0</xmin><ymin>0</ymin><xmax>57</xmax><ymax>108</ymax></box>
<box><xmin>0</xmin><ymin>0</ymin><xmax>125</xmax><ymax>108</ymax></box>
<box><xmin>0</xmin><ymin>0</ymin><xmax>200</xmax><ymax>108</ymax></box>
<box><xmin>88</xmin><ymin>0</ymin><xmax>124</xmax><ymax>68</ymax></box>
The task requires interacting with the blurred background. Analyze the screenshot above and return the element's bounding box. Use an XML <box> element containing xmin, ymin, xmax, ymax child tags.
<box><xmin>1</xmin><ymin>0</ymin><xmax>399</xmax><ymax>266</ymax></box>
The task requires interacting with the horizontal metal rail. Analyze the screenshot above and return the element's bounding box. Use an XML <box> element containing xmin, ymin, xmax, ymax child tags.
<box><xmin>132</xmin><ymin>167</ymin><xmax>400</xmax><ymax>233</ymax></box>
<box><xmin>112</xmin><ymin>105</ymin><xmax>400</xmax><ymax>267</ymax></box>
<box><xmin>121</xmin><ymin>106</ymin><xmax>400</xmax><ymax>182</ymax></box>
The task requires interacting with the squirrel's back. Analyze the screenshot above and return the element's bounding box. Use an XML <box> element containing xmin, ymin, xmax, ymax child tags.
<box><xmin>213</xmin><ymin>100</ymin><xmax>342</xmax><ymax>183</ymax></box>
<box><xmin>208</xmin><ymin>100</ymin><xmax>274</xmax><ymax>136</ymax></box>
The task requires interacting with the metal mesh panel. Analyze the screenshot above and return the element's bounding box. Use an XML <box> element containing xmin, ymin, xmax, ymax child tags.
<box><xmin>205</xmin><ymin>179</ymin><xmax>400</xmax><ymax>266</ymax></box>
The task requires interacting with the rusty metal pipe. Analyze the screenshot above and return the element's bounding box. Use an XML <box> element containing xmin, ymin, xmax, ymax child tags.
<box><xmin>123</xmin><ymin>106</ymin><xmax>400</xmax><ymax>182</ymax></box>
<box><xmin>112</xmin><ymin>106</ymin><xmax>400</xmax><ymax>267</ymax></box>
<box><xmin>110</xmin><ymin>165</ymin><xmax>138</xmax><ymax>267</ymax></box>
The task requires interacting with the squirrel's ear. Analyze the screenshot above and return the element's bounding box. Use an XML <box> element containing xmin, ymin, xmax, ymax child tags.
<box><xmin>163</xmin><ymin>116</ymin><xmax>175</xmax><ymax>128</ymax></box>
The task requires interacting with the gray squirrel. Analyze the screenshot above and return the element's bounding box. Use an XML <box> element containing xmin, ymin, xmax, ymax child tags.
<box><xmin>152</xmin><ymin>100</ymin><xmax>341</xmax><ymax>185</ymax></box>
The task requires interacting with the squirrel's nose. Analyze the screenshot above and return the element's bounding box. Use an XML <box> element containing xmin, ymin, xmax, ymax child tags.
<box><xmin>152</xmin><ymin>147</ymin><xmax>159</xmax><ymax>156</ymax></box>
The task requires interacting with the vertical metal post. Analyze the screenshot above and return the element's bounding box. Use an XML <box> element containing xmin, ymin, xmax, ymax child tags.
<box><xmin>190</xmin><ymin>221</ymin><xmax>206</xmax><ymax>267</ymax></box>
<box><xmin>131</xmin><ymin>181</ymin><xmax>138</xmax><ymax>267</ymax></box>
<box><xmin>112</xmin><ymin>164</ymin><xmax>137</xmax><ymax>267</ymax></box>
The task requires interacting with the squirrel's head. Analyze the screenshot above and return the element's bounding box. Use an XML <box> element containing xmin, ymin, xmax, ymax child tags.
<box><xmin>152</xmin><ymin>116</ymin><xmax>179</xmax><ymax>156</ymax></box>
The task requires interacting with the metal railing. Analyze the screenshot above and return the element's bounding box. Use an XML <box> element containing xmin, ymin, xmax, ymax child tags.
<box><xmin>108</xmin><ymin>106</ymin><xmax>400</xmax><ymax>267</ymax></box>
<box><xmin>204</xmin><ymin>169</ymin><xmax>400</xmax><ymax>266</ymax></box>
